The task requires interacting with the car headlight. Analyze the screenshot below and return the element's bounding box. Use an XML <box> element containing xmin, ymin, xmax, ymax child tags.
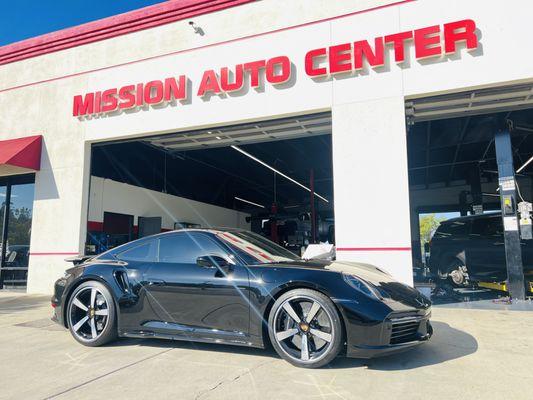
<box><xmin>342</xmin><ymin>273</ymin><xmax>382</xmax><ymax>300</ymax></box>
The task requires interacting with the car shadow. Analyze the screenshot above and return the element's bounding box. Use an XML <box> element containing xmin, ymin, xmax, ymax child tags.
<box><xmin>329</xmin><ymin>321</ymin><xmax>478</xmax><ymax>370</ymax></box>
<box><xmin>104</xmin><ymin>321</ymin><xmax>476</xmax><ymax>370</ymax></box>
<box><xmin>0</xmin><ymin>294</ymin><xmax>50</xmax><ymax>315</ymax></box>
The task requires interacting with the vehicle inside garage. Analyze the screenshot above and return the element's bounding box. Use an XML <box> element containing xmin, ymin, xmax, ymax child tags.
<box><xmin>86</xmin><ymin>112</ymin><xmax>334</xmax><ymax>257</ymax></box>
<box><xmin>406</xmin><ymin>83</ymin><xmax>533</xmax><ymax>303</ymax></box>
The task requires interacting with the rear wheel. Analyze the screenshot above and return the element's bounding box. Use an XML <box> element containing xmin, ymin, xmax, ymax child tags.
<box><xmin>268</xmin><ymin>289</ymin><xmax>343</xmax><ymax>368</ymax></box>
<box><xmin>67</xmin><ymin>281</ymin><xmax>117</xmax><ymax>347</ymax></box>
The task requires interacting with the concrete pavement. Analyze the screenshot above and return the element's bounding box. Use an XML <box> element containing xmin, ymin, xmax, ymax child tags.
<box><xmin>0</xmin><ymin>291</ymin><xmax>532</xmax><ymax>400</ymax></box>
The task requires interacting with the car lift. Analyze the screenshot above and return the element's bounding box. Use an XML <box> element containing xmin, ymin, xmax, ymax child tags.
<box><xmin>477</xmin><ymin>279</ymin><xmax>533</xmax><ymax>296</ymax></box>
<box><xmin>494</xmin><ymin>125</ymin><xmax>527</xmax><ymax>300</ymax></box>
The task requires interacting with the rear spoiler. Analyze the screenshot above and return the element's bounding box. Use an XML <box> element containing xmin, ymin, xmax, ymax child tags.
<box><xmin>65</xmin><ymin>255</ymin><xmax>92</xmax><ymax>266</ymax></box>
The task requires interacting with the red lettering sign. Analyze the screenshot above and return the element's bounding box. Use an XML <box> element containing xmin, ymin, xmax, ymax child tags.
<box><xmin>73</xmin><ymin>19</ymin><xmax>479</xmax><ymax>117</ymax></box>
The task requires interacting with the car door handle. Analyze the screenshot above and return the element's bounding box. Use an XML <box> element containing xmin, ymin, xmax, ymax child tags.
<box><xmin>146</xmin><ymin>278</ymin><xmax>166</xmax><ymax>286</ymax></box>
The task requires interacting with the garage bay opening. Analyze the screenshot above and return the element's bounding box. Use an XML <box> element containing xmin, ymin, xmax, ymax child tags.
<box><xmin>407</xmin><ymin>84</ymin><xmax>533</xmax><ymax>303</ymax></box>
<box><xmin>86</xmin><ymin>112</ymin><xmax>334</xmax><ymax>258</ymax></box>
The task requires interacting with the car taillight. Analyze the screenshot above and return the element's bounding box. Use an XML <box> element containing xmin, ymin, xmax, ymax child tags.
<box><xmin>51</xmin><ymin>302</ymin><xmax>56</xmax><ymax>308</ymax></box>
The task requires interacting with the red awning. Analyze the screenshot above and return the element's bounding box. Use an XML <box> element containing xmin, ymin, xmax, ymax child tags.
<box><xmin>0</xmin><ymin>135</ymin><xmax>42</xmax><ymax>176</ymax></box>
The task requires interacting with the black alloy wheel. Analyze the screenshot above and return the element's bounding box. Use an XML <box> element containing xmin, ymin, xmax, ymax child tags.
<box><xmin>67</xmin><ymin>281</ymin><xmax>117</xmax><ymax>346</ymax></box>
<box><xmin>268</xmin><ymin>289</ymin><xmax>343</xmax><ymax>368</ymax></box>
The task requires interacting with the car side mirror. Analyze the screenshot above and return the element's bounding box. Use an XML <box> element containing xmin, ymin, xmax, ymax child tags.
<box><xmin>196</xmin><ymin>255</ymin><xmax>232</xmax><ymax>269</ymax></box>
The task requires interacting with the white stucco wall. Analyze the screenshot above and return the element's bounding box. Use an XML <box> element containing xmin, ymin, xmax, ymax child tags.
<box><xmin>0</xmin><ymin>0</ymin><xmax>532</xmax><ymax>293</ymax></box>
<box><xmin>88</xmin><ymin>176</ymin><xmax>250</xmax><ymax>230</ymax></box>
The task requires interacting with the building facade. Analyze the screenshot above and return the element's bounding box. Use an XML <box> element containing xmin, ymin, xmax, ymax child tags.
<box><xmin>0</xmin><ymin>0</ymin><xmax>532</xmax><ymax>294</ymax></box>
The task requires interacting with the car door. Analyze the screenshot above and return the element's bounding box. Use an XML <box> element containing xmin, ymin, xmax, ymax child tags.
<box><xmin>143</xmin><ymin>231</ymin><xmax>250</xmax><ymax>338</ymax></box>
<box><xmin>112</xmin><ymin>239</ymin><xmax>159</xmax><ymax>330</ymax></box>
<box><xmin>468</xmin><ymin>216</ymin><xmax>505</xmax><ymax>280</ymax></box>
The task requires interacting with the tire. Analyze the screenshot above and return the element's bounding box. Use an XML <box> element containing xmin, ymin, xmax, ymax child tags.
<box><xmin>268</xmin><ymin>288</ymin><xmax>343</xmax><ymax>368</ymax></box>
<box><xmin>67</xmin><ymin>280</ymin><xmax>117</xmax><ymax>347</ymax></box>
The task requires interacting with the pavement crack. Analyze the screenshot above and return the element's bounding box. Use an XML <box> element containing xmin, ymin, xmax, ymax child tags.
<box><xmin>194</xmin><ymin>359</ymin><xmax>276</xmax><ymax>400</ymax></box>
<box><xmin>42</xmin><ymin>348</ymin><xmax>174</xmax><ymax>400</ymax></box>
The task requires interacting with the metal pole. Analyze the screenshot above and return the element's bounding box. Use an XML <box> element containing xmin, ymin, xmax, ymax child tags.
<box><xmin>310</xmin><ymin>169</ymin><xmax>316</xmax><ymax>244</ymax></box>
<box><xmin>0</xmin><ymin>182</ymin><xmax>12</xmax><ymax>289</ymax></box>
<box><xmin>494</xmin><ymin>128</ymin><xmax>526</xmax><ymax>300</ymax></box>
<box><xmin>270</xmin><ymin>203</ymin><xmax>278</xmax><ymax>244</ymax></box>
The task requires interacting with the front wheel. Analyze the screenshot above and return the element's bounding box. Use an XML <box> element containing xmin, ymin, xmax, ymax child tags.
<box><xmin>67</xmin><ymin>281</ymin><xmax>117</xmax><ymax>347</ymax></box>
<box><xmin>445</xmin><ymin>260</ymin><xmax>470</xmax><ymax>287</ymax></box>
<box><xmin>268</xmin><ymin>289</ymin><xmax>343</xmax><ymax>368</ymax></box>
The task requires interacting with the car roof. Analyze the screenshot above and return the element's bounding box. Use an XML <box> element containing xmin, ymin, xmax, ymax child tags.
<box><xmin>442</xmin><ymin>212</ymin><xmax>501</xmax><ymax>224</ymax></box>
<box><xmin>134</xmin><ymin>227</ymin><xmax>243</xmax><ymax>240</ymax></box>
<box><xmin>97</xmin><ymin>228</ymin><xmax>240</xmax><ymax>258</ymax></box>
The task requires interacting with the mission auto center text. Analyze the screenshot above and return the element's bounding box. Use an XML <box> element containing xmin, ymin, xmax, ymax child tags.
<box><xmin>73</xmin><ymin>19</ymin><xmax>478</xmax><ymax>117</ymax></box>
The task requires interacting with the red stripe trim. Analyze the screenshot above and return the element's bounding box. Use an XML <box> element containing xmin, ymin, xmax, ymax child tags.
<box><xmin>0</xmin><ymin>0</ymin><xmax>255</xmax><ymax>65</ymax></box>
<box><xmin>29</xmin><ymin>252</ymin><xmax>79</xmax><ymax>256</ymax></box>
<box><xmin>87</xmin><ymin>221</ymin><xmax>104</xmax><ymax>231</ymax></box>
<box><xmin>337</xmin><ymin>247</ymin><xmax>412</xmax><ymax>251</ymax></box>
<box><xmin>0</xmin><ymin>0</ymin><xmax>415</xmax><ymax>94</ymax></box>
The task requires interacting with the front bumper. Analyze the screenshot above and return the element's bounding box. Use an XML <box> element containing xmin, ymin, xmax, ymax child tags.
<box><xmin>335</xmin><ymin>299</ymin><xmax>432</xmax><ymax>359</ymax></box>
<box><xmin>348</xmin><ymin>321</ymin><xmax>432</xmax><ymax>358</ymax></box>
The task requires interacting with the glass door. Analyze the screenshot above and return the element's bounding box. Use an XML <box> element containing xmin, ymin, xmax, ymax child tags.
<box><xmin>0</xmin><ymin>183</ymin><xmax>6</xmax><ymax>275</ymax></box>
<box><xmin>0</xmin><ymin>175</ymin><xmax>35</xmax><ymax>289</ymax></box>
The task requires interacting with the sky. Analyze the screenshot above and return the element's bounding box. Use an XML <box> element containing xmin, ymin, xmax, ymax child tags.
<box><xmin>0</xmin><ymin>0</ymin><xmax>167</xmax><ymax>47</ymax></box>
<box><xmin>1</xmin><ymin>184</ymin><xmax>35</xmax><ymax>211</ymax></box>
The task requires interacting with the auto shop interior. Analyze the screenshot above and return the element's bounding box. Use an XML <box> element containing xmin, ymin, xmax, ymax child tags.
<box><xmin>86</xmin><ymin>112</ymin><xmax>335</xmax><ymax>260</ymax></box>
<box><xmin>407</xmin><ymin>83</ymin><xmax>533</xmax><ymax>303</ymax></box>
<box><xmin>84</xmin><ymin>82</ymin><xmax>533</xmax><ymax>305</ymax></box>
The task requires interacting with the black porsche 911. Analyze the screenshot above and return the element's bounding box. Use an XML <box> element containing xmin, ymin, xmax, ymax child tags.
<box><xmin>51</xmin><ymin>228</ymin><xmax>432</xmax><ymax>368</ymax></box>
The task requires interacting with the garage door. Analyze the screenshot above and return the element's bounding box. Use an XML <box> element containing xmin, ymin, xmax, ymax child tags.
<box><xmin>144</xmin><ymin>112</ymin><xmax>331</xmax><ymax>152</ymax></box>
<box><xmin>406</xmin><ymin>83</ymin><xmax>533</xmax><ymax>124</ymax></box>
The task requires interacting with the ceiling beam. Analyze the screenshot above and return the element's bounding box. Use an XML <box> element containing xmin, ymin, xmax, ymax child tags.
<box><xmin>447</xmin><ymin>116</ymin><xmax>471</xmax><ymax>186</ymax></box>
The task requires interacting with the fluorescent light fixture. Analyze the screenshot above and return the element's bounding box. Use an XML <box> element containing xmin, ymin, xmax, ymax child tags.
<box><xmin>234</xmin><ymin>196</ymin><xmax>265</xmax><ymax>208</ymax></box>
<box><xmin>516</xmin><ymin>154</ymin><xmax>533</xmax><ymax>173</ymax></box>
<box><xmin>231</xmin><ymin>145</ymin><xmax>329</xmax><ymax>203</ymax></box>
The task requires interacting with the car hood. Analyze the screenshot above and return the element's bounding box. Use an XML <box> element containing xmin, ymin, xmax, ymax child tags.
<box><xmin>325</xmin><ymin>260</ymin><xmax>396</xmax><ymax>284</ymax></box>
<box><xmin>261</xmin><ymin>259</ymin><xmax>430</xmax><ymax>308</ymax></box>
<box><xmin>259</xmin><ymin>259</ymin><xmax>394</xmax><ymax>283</ymax></box>
<box><xmin>328</xmin><ymin>261</ymin><xmax>430</xmax><ymax>307</ymax></box>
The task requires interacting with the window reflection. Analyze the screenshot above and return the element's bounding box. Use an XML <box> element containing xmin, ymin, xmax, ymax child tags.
<box><xmin>1</xmin><ymin>180</ymin><xmax>35</xmax><ymax>288</ymax></box>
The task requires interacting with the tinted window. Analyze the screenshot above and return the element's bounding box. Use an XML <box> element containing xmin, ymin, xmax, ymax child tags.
<box><xmin>472</xmin><ymin>217</ymin><xmax>503</xmax><ymax>236</ymax></box>
<box><xmin>159</xmin><ymin>232</ymin><xmax>227</xmax><ymax>263</ymax></box>
<box><xmin>222</xmin><ymin>231</ymin><xmax>300</xmax><ymax>261</ymax></box>
<box><xmin>435</xmin><ymin>220</ymin><xmax>469</xmax><ymax>238</ymax></box>
<box><xmin>117</xmin><ymin>240</ymin><xmax>156</xmax><ymax>262</ymax></box>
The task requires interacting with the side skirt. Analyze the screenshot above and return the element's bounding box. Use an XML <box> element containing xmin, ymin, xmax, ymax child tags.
<box><xmin>118</xmin><ymin>323</ymin><xmax>264</xmax><ymax>349</ymax></box>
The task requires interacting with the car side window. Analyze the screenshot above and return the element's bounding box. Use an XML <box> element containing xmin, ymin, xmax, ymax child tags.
<box><xmin>158</xmin><ymin>233</ymin><xmax>228</xmax><ymax>264</ymax></box>
<box><xmin>224</xmin><ymin>242</ymin><xmax>260</xmax><ymax>265</ymax></box>
<box><xmin>471</xmin><ymin>217</ymin><xmax>502</xmax><ymax>237</ymax></box>
<box><xmin>435</xmin><ymin>220</ymin><xmax>468</xmax><ymax>238</ymax></box>
<box><xmin>470</xmin><ymin>219</ymin><xmax>488</xmax><ymax>236</ymax></box>
<box><xmin>116</xmin><ymin>240</ymin><xmax>156</xmax><ymax>262</ymax></box>
<box><xmin>485</xmin><ymin>218</ymin><xmax>503</xmax><ymax>236</ymax></box>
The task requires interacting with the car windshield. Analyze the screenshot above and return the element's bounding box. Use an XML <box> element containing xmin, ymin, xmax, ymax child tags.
<box><xmin>218</xmin><ymin>230</ymin><xmax>300</xmax><ymax>263</ymax></box>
